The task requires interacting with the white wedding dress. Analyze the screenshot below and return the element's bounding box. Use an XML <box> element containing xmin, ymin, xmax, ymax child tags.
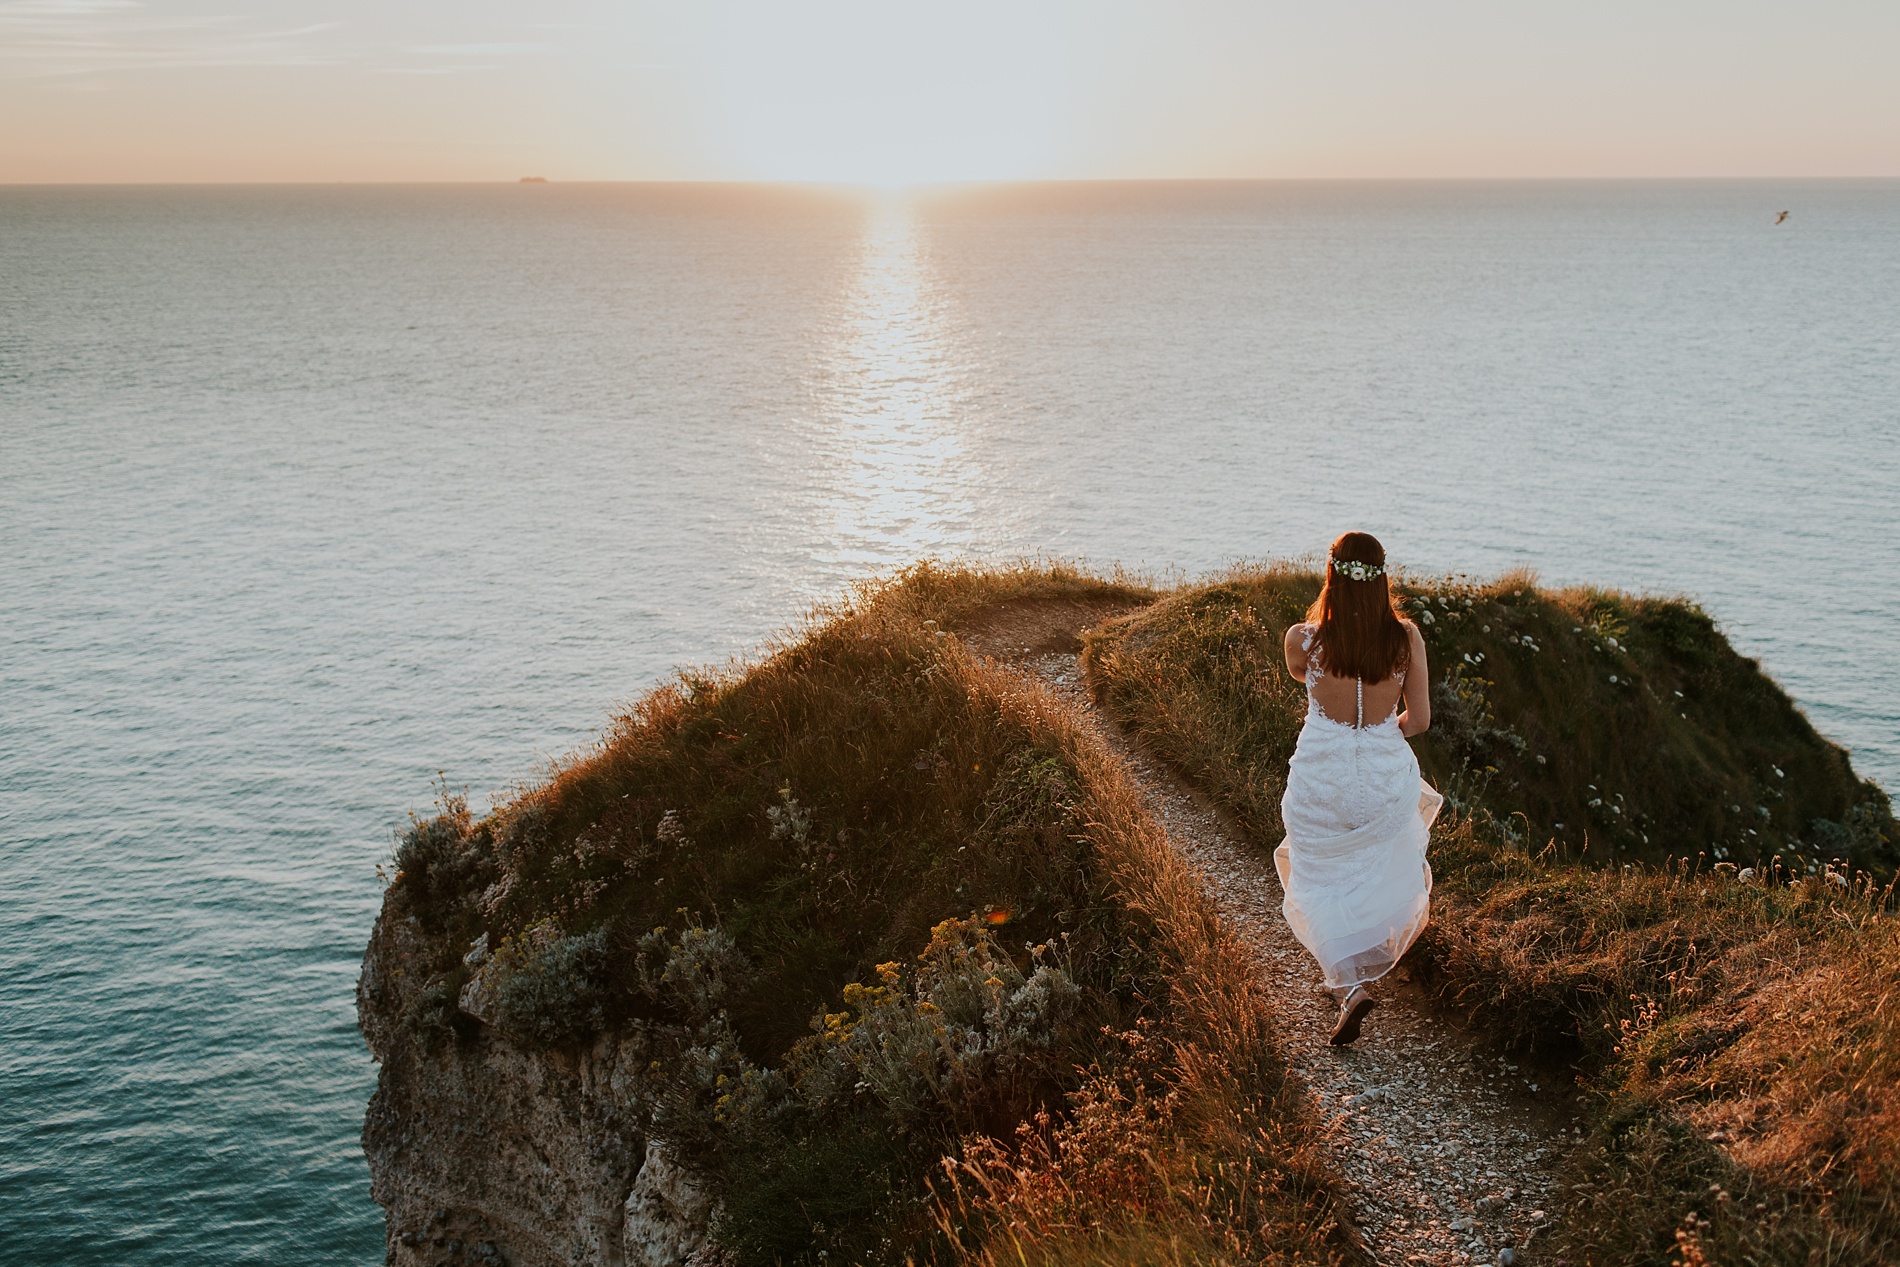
<box><xmin>1275</xmin><ymin>623</ymin><xmax>1442</xmax><ymax>994</ymax></box>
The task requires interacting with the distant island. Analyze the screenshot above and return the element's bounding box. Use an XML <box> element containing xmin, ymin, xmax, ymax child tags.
<box><xmin>358</xmin><ymin>563</ymin><xmax>1898</xmax><ymax>1267</ymax></box>
<box><xmin>519</xmin><ymin>176</ymin><xmax>549</xmax><ymax>184</ymax></box>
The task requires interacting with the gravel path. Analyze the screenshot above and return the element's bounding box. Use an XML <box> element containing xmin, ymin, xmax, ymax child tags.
<box><xmin>1021</xmin><ymin>649</ymin><xmax>1579</xmax><ymax>1267</ymax></box>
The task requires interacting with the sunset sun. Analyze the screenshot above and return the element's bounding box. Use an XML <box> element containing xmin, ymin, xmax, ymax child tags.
<box><xmin>685</xmin><ymin>3</ymin><xmax>1073</xmax><ymax>184</ymax></box>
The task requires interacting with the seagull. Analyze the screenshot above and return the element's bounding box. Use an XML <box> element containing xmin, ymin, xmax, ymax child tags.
<box><xmin>1774</xmin><ymin>210</ymin><xmax>1790</xmax><ymax>225</ymax></box>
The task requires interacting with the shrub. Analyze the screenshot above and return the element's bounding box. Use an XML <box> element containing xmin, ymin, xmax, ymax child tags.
<box><xmin>490</xmin><ymin>926</ymin><xmax>611</xmax><ymax>1047</ymax></box>
<box><xmin>392</xmin><ymin>788</ymin><xmax>499</xmax><ymax>931</ymax></box>
<box><xmin>399</xmin><ymin>978</ymin><xmax>461</xmax><ymax>1052</ymax></box>
<box><xmin>784</xmin><ymin>917</ymin><xmax>1080</xmax><ymax>1130</ymax></box>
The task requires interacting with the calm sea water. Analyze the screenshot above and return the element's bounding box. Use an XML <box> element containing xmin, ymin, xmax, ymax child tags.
<box><xmin>3</xmin><ymin>180</ymin><xmax>1896</xmax><ymax>1263</ymax></box>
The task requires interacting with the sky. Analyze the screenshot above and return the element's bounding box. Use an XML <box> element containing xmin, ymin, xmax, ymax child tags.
<box><xmin>3</xmin><ymin>0</ymin><xmax>1898</xmax><ymax>183</ymax></box>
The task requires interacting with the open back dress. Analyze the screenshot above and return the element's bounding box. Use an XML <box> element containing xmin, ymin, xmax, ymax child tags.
<box><xmin>1275</xmin><ymin>622</ymin><xmax>1443</xmax><ymax>993</ymax></box>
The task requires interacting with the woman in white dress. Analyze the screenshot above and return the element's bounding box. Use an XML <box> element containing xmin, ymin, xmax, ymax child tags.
<box><xmin>1277</xmin><ymin>532</ymin><xmax>1441</xmax><ymax>1045</ymax></box>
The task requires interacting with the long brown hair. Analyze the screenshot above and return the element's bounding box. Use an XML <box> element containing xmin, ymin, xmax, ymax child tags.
<box><xmin>1305</xmin><ymin>531</ymin><xmax>1409</xmax><ymax>683</ymax></box>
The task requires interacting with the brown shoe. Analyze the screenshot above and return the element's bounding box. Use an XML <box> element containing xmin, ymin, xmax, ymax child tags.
<box><xmin>1330</xmin><ymin>988</ymin><xmax>1377</xmax><ymax>1046</ymax></box>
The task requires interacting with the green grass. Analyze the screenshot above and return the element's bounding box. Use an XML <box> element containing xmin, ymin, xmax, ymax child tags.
<box><xmin>364</xmin><ymin>563</ymin><xmax>1354</xmax><ymax>1266</ymax></box>
<box><xmin>1083</xmin><ymin>564</ymin><xmax>1894</xmax><ymax>871</ymax></box>
<box><xmin>1083</xmin><ymin>564</ymin><xmax>1900</xmax><ymax>1264</ymax></box>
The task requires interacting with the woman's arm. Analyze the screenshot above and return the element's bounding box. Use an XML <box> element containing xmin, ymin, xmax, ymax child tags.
<box><xmin>1397</xmin><ymin>622</ymin><xmax>1431</xmax><ymax>738</ymax></box>
<box><xmin>1282</xmin><ymin>623</ymin><xmax>1309</xmax><ymax>682</ymax></box>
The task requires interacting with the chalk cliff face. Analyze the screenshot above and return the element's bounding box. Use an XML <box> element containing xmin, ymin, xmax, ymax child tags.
<box><xmin>357</xmin><ymin>909</ymin><xmax>714</xmax><ymax>1267</ymax></box>
<box><xmin>345</xmin><ymin>569</ymin><xmax>1257</xmax><ymax>1265</ymax></box>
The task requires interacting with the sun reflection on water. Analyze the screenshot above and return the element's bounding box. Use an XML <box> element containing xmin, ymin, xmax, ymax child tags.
<box><xmin>809</xmin><ymin>195</ymin><xmax>977</xmax><ymax>569</ymax></box>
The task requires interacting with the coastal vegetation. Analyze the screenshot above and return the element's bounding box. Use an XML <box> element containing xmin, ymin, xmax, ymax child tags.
<box><xmin>366</xmin><ymin>560</ymin><xmax>1899</xmax><ymax>1265</ymax></box>
<box><xmin>1082</xmin><ymin>564</ymin><xmax>1893</xmax><ymax>874</ymax></box>
<box><xmin>1084</xmin><ymin>565</ymin><xmax>1899</xmax><ymax>1264</ymax></box>
<box><xmin>374</xmin><ymin>564</ymin><xmax>1355</xmax><ymax>1265</ymax></box>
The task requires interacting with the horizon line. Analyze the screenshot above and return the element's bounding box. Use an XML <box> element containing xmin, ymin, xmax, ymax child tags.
<box><xmin>7</xmin><ymin>173</ymin><xmax>1900</xmax><ymax>189</ymax></box>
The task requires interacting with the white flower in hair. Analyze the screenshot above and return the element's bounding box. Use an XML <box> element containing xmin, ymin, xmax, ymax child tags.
<box><xmin>1332</xmin><ymin>559</ymin><xmax>1385</xmax><ymax>581</ymax></box>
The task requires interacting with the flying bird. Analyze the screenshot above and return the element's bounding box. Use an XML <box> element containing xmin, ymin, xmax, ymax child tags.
<box><xmin>1774</xmin><ymin>210</ymin><xmax>1790</xmax><ymax>225</ymax></box>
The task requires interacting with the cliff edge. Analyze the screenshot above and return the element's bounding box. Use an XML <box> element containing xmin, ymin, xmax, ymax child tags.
<box><xmin>356</xmin><ymin>565</ymin><xmax>1349</xmax><ymax>1267</ymax></box>
<box><xmin>360</xmin><ymin>563</ymin><xmax>1898</xmax><ymax>1266</ymax></box>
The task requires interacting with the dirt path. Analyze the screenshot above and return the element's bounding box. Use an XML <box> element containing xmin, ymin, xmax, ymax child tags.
<box><xmin>963</xmin><ymin>606</ymin><xmax>1579</xmax><ymax>1266</ymax></box>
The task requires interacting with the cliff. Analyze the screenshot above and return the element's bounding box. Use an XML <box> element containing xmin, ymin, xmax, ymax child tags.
<box><xmin>357</xmin><ymin>910</ymin><xmax>705</xmax><ymax>1267</ymax></box>
<box><xmin>356</xmin><ymin>565</ymin><xmax>1349</xmax><ymax>1267</ymax></box>
<box><xmin>359</xmin><ymin>562</ymin><xmax>1898</xmax><ymax>1266</ymax></box>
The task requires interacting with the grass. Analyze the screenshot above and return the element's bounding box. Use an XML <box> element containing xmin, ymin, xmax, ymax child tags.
<box><xmin>1427</xmin><ymin>820</ymin><xmax>1900</xmax><ymax>1264</ymax></box>
<box><xmin>365</xmin><ymin>563</ymin><xmax>1356</xmax><ymax>1266</ymax></box>
<box><xmin>1082</xmin><ymin>564</ymin><xmax>1900</xmax><ymax>1264</ymax></box>
<box><xmin>1083</xmin><ymin>564</ymin><xmax>1894</xmax><ymax>871</ymax></box>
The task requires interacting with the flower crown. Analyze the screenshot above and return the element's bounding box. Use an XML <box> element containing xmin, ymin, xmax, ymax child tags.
<box><xmin>1331</xmin><ymin>558</ymin><xmax>1385</xmax><ymax>582</ymax></box>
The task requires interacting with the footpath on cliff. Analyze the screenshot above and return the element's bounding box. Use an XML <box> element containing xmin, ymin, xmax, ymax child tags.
<box><xmin>961</xmin><ymin>599</ymin><xmax>1584</xmax><ymax>1267</ymax></box>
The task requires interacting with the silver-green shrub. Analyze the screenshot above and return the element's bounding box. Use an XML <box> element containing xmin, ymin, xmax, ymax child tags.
<box><xmin>786</xmin><ymin>916</ymin><xmax>1078</xmax><ymax>1127</ymax></box>
<box><xmin>491</xmin><ymin>925</ymin><xmax>610</xmax><ymax>1046</ymax></box>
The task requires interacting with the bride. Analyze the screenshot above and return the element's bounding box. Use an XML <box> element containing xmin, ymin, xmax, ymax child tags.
<box><xmin>1277</xmin><ymin>532</ymin><xmax>1441</xmax><ymax>1045</ymax></box>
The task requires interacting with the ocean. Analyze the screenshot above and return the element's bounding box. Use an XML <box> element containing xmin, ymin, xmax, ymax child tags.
<box><xmin>2</xmin><ymin>180</ymin><xmax>1896</xmax><ymax>1263</ymax></box>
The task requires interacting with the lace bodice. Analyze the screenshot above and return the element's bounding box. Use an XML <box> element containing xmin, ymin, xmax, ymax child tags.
<box><xmin>1298</xmin><ymin>622</ymin><xmax>1405</xmax><ymax>729</ymax></box>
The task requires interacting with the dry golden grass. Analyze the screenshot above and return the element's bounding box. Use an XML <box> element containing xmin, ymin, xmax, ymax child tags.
<box><xmin>929</xmin><ymin>670</ymin><xmax>1356</xmax><ymax>1265</ymax></box>
<box><xmin>1083</xmin><ymin>565</ymin><xmax>1900</xmax><ymax>1264</ymax></box>
<box><xmin>1426</xmin><ymin>821</ymin><xmax>1900</xmax><ymax>1263</ymax></box>
<box><xmin>382</xmin><ymin>562</ymin><xmax>1353</xmax><ymax>1265</ymax></box>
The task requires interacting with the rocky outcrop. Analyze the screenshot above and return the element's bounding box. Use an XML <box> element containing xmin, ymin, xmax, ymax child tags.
<box><xmin>621</xmin><ymin>1142</ymin><xmax>713</xmax><ymax>1267</ymax></box>
<box><xmin>358</xmin><ymin>912</ymin><xmax>714</xmax><ymax>1267</ymax></box>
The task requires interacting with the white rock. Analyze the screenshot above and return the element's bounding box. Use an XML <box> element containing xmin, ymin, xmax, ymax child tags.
<box><xmin>458</xmin><ymin>957</ymin><xmax>504</xmax><ymax>1025</ymax></box>
<box><xmin>624</xmin><ymin>1140</ymin><xmax>713</xmax><ymax>1267</ymax></box>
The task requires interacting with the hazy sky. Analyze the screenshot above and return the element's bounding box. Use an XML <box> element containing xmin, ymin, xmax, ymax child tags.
<box><xmin>4</xmin><ymin>0</ymin><xmax>1898</xmax><ymax>182</ymax></box>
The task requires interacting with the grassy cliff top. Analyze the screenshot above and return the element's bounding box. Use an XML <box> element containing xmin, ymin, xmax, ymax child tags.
<box><xmin>367</xmin><ymin>560</ymin><xmax>1897</xmax><ymax>1266</ymax></box>
<box><xmin>1083</xmin><ymin>564</ymin><xmax>1900</xmax><ymax>1265</ymax></box>
<box><xmin>368</xmin><ymin>563</ymin><xmax>1349</xmax><ymax>1266</ymax></box>
<box><xmin>1084</xmin><ymin>563</ymin><xmax>1894</xmax><ymax>872</ymax></box>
